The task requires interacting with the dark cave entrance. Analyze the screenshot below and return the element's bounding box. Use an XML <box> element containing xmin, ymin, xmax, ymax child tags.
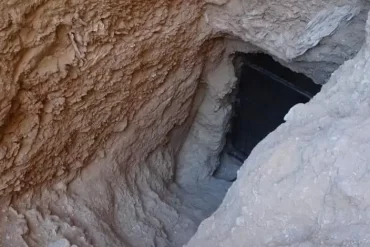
<box><xmin>214</xmin><ymin>53</ymin><xmax>322</xmax><ymax>181</ymax></box>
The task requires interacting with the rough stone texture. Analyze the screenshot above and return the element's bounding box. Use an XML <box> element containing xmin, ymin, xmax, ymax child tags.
<box><xmin>1</xmin><ymin>0</ymin><xmax>370</xmax><ymax>247</ymax></box>
<box><xmin>0</xmin><ymin>54</ymin><xmax>231</xmax><ymax>247</ymax></box>
<box><xmin>283</xmin><ymin>3</ymin><xmax>370</xmax><ymax>84</ymax></box>
<box><xmin>187</xmin><ymin>12</ymin><xmax>370</xmax><ymax>247</ymax></box>
<box><xmin>175</xmin><ymin>45</ymin><xmax>236</xmax><ymax>185</ymax></box>
<box><xmin>205</xmin><ymin>0</ymin><xmax>362</xmax><ymax>60</ymax></box>
<box><xmin>205</xmin><ymin>0</ymin><xmax>369</xmax><ymax>84</ymax></box>
<box><xmin>0</xmin><ymin>0</ymin><xmax>214</xmax><ymax>196</ymax></box>
<box><xmin>0</xmin><ymin>144</ymin><xmax>229</xmax><ymax>247</ymax></box>
<box><xmin>1</xmin><ymin>0</ymin><xmax>367</xmax><ymax>198</ymax></box>
<box><xmin>175</xmin><ymin>40</ymin><xmax>259</xmax><ymax>185</ymax></box>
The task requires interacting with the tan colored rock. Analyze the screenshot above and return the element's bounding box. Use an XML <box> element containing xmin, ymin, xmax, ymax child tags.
<box><xmin>187</xmin><ymin>11</ymin><xmax>370</xmax><ymax>247</ymax></box>
<box><xmin>0</xmin><ymin>0</ymin><xmax>215</xmax><ymax>197</ymax></box>
<box><xmin>1</xmin><ymin>0</ymin><xmax>370</xmax><ymax>247</ymax></box>
<box><xmin>205</xmin><ymin>0</ymin><xmax>362</xmax><ymax>60</ymax></box>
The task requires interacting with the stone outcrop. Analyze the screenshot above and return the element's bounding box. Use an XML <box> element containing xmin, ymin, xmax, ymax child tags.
<box><xmin>205</xmin><ymin>0</ymin><xmax>369</xmax><ymax>84</ymax></box>
<box><xmin>187</xmin><ymin>10</ymin><xmax>370</xmax><ymax>247</ymax></box>
<box><xmin>1</xmin><ymin>0</ymin><xmax>370</xmax><ymax>247</ymax></box>
<box><xmin>0</xmin><ymin>0</ymin><xmax>214</xmax><ymax>196</ymax></box>
<box><xmin>205</xmin><ymin>0</ymin><xmax>361</xmax><ymax>59</ymax></box>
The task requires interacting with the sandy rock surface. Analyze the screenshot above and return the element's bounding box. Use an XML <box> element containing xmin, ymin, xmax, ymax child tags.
<box><xmin>1</xmin><ymin>0</ymin><xmax>370</xmax><ymax>246</ymax></box>
<box><xmin>187</xmin><ymin>11</ymin><xmax>370</xmax><ymax>247</ymax></box>
<box><xmin>0</xmin><ymin>0</ymin><xmax>214</xmax><ymax>197</ymax></box>
<box><xmin>205</xmin><ymin>0</ymin><xmax>362</xmax><ymax>60</ymax></box>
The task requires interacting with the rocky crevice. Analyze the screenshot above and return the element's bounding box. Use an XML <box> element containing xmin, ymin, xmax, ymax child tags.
<box><xmin>1</xmin><ymin>0</ymin><xmax>370</xmax><ymax>247</ymax></box>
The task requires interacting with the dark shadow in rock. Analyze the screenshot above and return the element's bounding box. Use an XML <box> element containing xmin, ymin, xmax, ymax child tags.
<box><xmin>214</xmin><ymin>53</ymin><xmax>322</xmax><ymax>181</ymax></box>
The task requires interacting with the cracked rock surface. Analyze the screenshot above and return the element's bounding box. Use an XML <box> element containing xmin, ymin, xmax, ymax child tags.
<box><xmin>187</xmin><ymin>12</ymin><xmax>370</xmax><ymax>247</ymax></box>
<box><xmin>0</xmin><ymin>0</ymin><xmax>213</xmax><ymax>196</ymax></box>
<box><xmin>1</xmin><ymin>0</ymin><xmax>370</xmax><ymax>247</ymax></box>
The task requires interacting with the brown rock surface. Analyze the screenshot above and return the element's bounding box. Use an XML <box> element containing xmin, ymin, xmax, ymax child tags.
<box><xmin>0</xmin><ymin>0</ymin><xmax>214</xmax><ymax>196</ymax></box>
<box><xmin>187</xmin><ymin>9</ymin><xmax>370</xmax><ymax>247</ymax></box>
<box><xmin>1</xmin><ymin>0</ymin><xmax>370</xmax><ymax>246</ymax></box>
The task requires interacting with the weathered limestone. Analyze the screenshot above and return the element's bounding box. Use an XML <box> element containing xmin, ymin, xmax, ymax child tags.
<box><xmin>205</xmin><ymin>0</ymin><xmax>369</xmax><ymax>84</ymax></box>
<box><xmin>1</xmin><ymin>0</ymin><xmax>370</xmax><ymax>247</ymax></box>
<box><xmin>175</xmin><ymin>47</ymin><xmax>237</xmax><ymax>186</ymax></box>
<box><xmin>0</xmin><ymin>0</ymin><xmax>214</xmax><ymax>196</ymax></box>
<box><xmin>205</xmin><ymin>0</ymin><xmax>362</xmax><ymax>60</ymax></box>
<box><xmin>187</xmin><ymin>11</ymin><xmax>370</xmax><ymax>247</ymax></box>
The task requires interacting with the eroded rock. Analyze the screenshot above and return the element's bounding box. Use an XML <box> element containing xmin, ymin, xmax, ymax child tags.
<box><xmin>0</xmin><ymin>0</ymin><xmax>214</xmax><ymax>196</ymax></box>
<box><xmin>1</xmin><ymin>0</ymin><xmax>370</xmax><ymax>247</ymax></box>
<box><xmin>186</xmin><ymin>11</ymin><xmax>370</xmax><ymax>247</ymax></box>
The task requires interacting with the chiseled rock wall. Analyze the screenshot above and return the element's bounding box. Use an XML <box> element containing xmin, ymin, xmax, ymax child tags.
<box><xmin>205</xmin><ymin>0</ymin><xmax>361</xmax><ymax>60</ymax></box>
<box><xmin>187</xmin><ymin>11</ymin><xmax>370</xmax><ymax>247</ymax></box>
<box><xmin>1</xmin><ymin>0</ymin><xmax>370</xmax><ymax>246</ymax></box>
<box><xmin>0</xmin><ymin>0</ymin><xmax>214</xmax><ymax>196</ymax></box>
<box><xmin>205</xmin><ymin>0</ymin><xmax>369</xmax><ymax>84</ymax></box>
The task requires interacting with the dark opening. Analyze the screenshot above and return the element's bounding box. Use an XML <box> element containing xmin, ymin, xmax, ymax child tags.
<box><xmin>214</xmin><ymin>53</ymin><xmax>321</xmax><ymax>181</ymax></box>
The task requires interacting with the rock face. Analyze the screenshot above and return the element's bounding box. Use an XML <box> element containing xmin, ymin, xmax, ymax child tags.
<box><xmin>1</xmin><ymin>0</ymin><xmax>370</xmax><ymax>247</ymax></box>
<box><xmin>187</xmin><ymin>11</ymin><xmax>370</xmax><ymax>247</ymax></box>
<box><xmin>284</xmin><ymin>6</ymin><xmax>369</xmax><ymax>84</ymax></box>
<box><xmin>175</xmin><ymin>44</ymin><xmax>241</xmax><ymax>186</ymax></box>
<box><xmin>0</xmin><ymin>0</ymin><xmax>213</xmax><ymax>196</ymax></box>
<box><xmin>205</xmin><ymin>0</ymin><xmax>362</xmax><ymax>59</ymax></box>
<box><xmin>205</xmin><ymin>0</ymin><xmax>369</xmax><ymax>84</ymax></box>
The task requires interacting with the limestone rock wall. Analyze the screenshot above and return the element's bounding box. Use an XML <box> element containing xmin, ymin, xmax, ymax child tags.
<box><xmin>1</xmin><ymin>0</ymin><xmax>367</xmax><ymax>204</ymax></box>
<box><xmin>282</xmin><ymin>4</ymin><xmax>370</xmax><ymax>84</ymax></box>
<box><xmin>175</xmin><ymin>47</ymin><xmax>236</xmax><ymax>186</ymax></box>
<box><xmin>205</xmin><ymin>0</ymin><xmax>361</xmax><ymax>60</ymax></box>
<box><xmin>205</xmin><ymin>0</ymin><xmax>369</xmax><ymax>84</ymax></box>
<box><xmin>1</xmin><ymin>0</ymin><xmax>370</xmax><ymax>247</ymax></box>
<box><xmin>0</xmin><ymin>0</ymin><xmax>213</xmax><ymax>197</ymax></box>
<box><xmin>187</xmin><ymin>11</ymin><xmax>370</xmax><ymax>247</ymax></box>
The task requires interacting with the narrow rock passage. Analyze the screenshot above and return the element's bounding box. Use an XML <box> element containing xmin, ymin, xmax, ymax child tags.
<box><xmin>1</xmin><ymin>1</ymin><xmax>369</xmax><ymax>246</ymax></box>
<box><xmin>215</xmin><ymin>53</ymin><xmax>321</xmax><ymax>182</ymax></box>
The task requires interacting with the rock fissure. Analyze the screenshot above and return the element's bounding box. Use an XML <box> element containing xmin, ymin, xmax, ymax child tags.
<box><xmin>1</xmin><ymin>1</ymin><xmax>370</xmax><ymax>247</ymax></box>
